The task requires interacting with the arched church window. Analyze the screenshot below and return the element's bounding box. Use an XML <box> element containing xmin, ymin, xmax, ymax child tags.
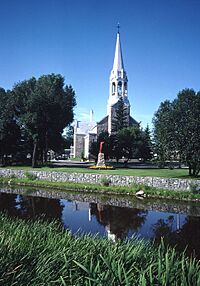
<box><xmin>117</xmin><ymin>81</ymin><xmax>122</xmax><ymax>95</ymax></box>
<box><xmin>112</xmin><ymin>83</ymin><xmax>116</xmax><ymax>94</ymax></box>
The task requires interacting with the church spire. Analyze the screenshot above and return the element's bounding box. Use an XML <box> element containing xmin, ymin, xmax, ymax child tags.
<box><xmin>107</xmin><ymin>26</ymin><xmax>130</xmax><ymax>134</ymax></box>
<box><xmin>112</xmin><ymin>28</ymin><xmax>124</xmax><ymax>72</ymax></box>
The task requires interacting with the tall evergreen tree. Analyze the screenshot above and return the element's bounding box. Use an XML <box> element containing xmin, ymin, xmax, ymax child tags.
<box><xmin>112</xmin><ymin>97</ymin><xmax>128</xmax><ymax>132</ymax></box>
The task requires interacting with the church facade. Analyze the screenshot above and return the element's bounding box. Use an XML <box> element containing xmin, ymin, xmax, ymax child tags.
<box><xmin>71</xmin><ymin>30</ymin><xmax>138</xmax><ymax>159</ymax></box>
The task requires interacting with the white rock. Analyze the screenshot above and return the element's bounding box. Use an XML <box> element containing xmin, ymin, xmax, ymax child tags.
<box><xmin>135</xmin><ymin>190</ymin><xmax>145</xmax><ymax>196</ymax></box>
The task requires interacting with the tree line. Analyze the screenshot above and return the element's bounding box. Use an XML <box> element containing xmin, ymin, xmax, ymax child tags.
<box><xmin>1</xmin><ymin>73</ymin><xmax>199</xmax><ymax>177</ymax></box>
<box><xmin>0</xmin><ymin>74</ymin><xmax>76</xmax><ymax>167</ymax></box>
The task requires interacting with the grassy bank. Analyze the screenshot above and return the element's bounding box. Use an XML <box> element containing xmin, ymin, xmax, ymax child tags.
<box><xmin>6</xmin><ymin>165</ymin><xmax>195</xmax><ymax>179</ymax></box>
<box><xmin>0</xmin><ymin>214</ymin><xmax>199</xmax><ymax>285</ymax></box>
<box><xmin>1</xmin><ymin>177</ymin><xmax>200</xmax><ymax>201</ymax></box>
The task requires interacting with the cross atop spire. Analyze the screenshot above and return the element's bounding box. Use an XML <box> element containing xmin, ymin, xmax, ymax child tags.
<box><xmin>117</xmin><ymin>22</ymin><xmax>120</xmax><ymax>33</ymax></box>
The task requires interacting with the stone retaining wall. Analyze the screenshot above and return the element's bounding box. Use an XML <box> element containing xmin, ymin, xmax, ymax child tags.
<box><xmin>0</xmin><ymin>168</ymin><xmax>199</xmax><ymax>191</ymax></box>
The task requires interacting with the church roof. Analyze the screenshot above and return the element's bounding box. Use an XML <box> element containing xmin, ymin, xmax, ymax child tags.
<box><xmin>97</xmin><ymin>115</ymin><xmax>108</xmax><ymax>125</ymax></box>
<box><xmin>113</xmin><ymin>32</ymin><xmax>124</xmax><ymax>72</ymax></box>
<box><xmin>129</xmin><ymin>115</ymin><xmax>139</xmax><ymax>126</ymax></box>
<box><xmin>74</xmin><ymin>120</ymin><xmax>96</xmax><ymax>135</ymax></box>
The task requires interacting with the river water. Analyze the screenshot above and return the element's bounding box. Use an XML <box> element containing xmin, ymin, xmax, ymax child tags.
<box><xmin>0</xmin><ymin>186</ymin><xmax>200</xmax><ymax>258</ymax></box>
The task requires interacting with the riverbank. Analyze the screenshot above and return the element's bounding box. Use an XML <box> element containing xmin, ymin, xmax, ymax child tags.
<box><xmin>0</xmin><ymin>214</ymin><xmax>199</xmax><ymax>285</ymax></box>
<box><xmin>1</xmin><ymin>176</ymin><xmax>200</xmax><ymax>202</ymax></box>
<box><xmin>1</xmin><ymin>167</ymin><xmax>200</xmax><ymax>192</ymax></box>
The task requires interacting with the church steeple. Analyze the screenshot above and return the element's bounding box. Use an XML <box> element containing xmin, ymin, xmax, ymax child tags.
<box><xmin>107</xmin><ymin>27</ymin><xmax>130</xmax><ymax>134</ymax></box>
<box><xmin>112</xmin><ymin>31</ymin><xmax>124</xmax><ymax>72</ymax></box>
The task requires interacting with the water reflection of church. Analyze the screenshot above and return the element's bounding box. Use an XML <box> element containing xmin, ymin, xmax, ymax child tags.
<box><xmin>90</xmin><ymin>203</ymin><xmax>147</xmax><ymax>241</ymax></box>
<box><xmin>1</xmin><ymin>191</ymin><xmax>200</xmax><ymax>257</ymax></box>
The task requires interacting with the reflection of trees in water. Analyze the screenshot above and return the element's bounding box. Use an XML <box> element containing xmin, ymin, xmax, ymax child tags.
<box><xmin>152</xmin><ymin>215</ymin><xmax>200</xmax><ymax>258</ymax></box>
<box><xmin>0</xmin><ymin>193</ymin><xmax>19</xmax><ymax>217</ymax></box>
<box><xmin>152</xmin><ymin>215</ymin><xmax>175</xmax><ymax>240</ymax></box>
<box><xmin>91</xmin><ymin>204</ymin><xmax>147</xmax><ymax>240</ymax></box>
<box><xmin>17</xmin><ymin>195</ymin><xmax>64</xmax><ymax>223</ymax></box>
<box><xmin>0</xmin><ymin>192</ymin><xmax>64</xmax><ymax>224</ymax></box>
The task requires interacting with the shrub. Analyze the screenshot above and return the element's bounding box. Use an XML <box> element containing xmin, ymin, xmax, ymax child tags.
<box><xmin>100</xmin><ymin>177</ymin><xmax>111</xmax><ymax>187</ymax></box>
<box><xmin>81</xmin><ymin>151</ymin><xmax>86</xmax><ymax>161</ymax></box>
<box><xmin>10</xmin><ymin>174</ymin><xmax>17</xmax><ymax>179</ymax></box>
<box><xmin>25</xmin><ymin>172</ymin><xmax>37</xmax><ymax>181</ymax></box>
<box><xmin>190</xmin><ymin>182</ymin><xmax>200</xmax><ymax>194</ymax></box>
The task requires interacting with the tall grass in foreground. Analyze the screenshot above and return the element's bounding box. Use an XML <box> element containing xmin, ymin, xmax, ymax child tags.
<box><xmin>0</xmin><ymin>214</ymin><xmax>199</xmax><ymax>285</ymax></box>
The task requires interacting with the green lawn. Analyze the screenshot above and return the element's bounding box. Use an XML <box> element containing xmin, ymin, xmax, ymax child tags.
<box><xmin>5</xmin><ymin>165</ymin><xmax>194</xmax><ymax>179</ymax></box>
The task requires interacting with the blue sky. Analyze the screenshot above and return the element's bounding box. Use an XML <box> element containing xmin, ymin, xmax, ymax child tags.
<box><xmin>0</xmin><ymin>0</ymin><xmax>200</xmax><ymax>128</ymax></box>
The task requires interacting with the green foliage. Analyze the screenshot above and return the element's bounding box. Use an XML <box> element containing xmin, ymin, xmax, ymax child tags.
<box><xmin>0</xmin><ymin>88</ymin><xmax>21</xmax><ymax>165</ymax></box>
<box><xmin>93</xmin><ymin>126</ymin><xmax>152</xmax><ymax>163</ymax></box>
<box><xmin>112</xmin><ymin>96</ymin><xmax>128</xmax><ymax>132</ymax></box>
<box><xmin>12</xmin><ymin>74</ymin><xmax>76</xmax><ymax>167</ymax></box>
<box><xmin>89</xmin><ymin>140</ymin><xmax>98</xmax><ymax>161</ymax></box>
<box><xmin>80</xmin><ymin>150</ymin><xmax>86</xmax><ymax>161</ymax></box>
<box><xmin>190</xmin><ymin>182</ymin><xmax>200</xmax><ymax>194</ymax></box>
<box><xmin>0</xmin><ymin>214</ymin><xmax>199</xmax><ymax>285</ymax></box>
<box><xmin>117</xmin><ymin>126</ymin><xmax>140</xmax><ymax>160</ymax></box>
<box><xmin>10</xmin><ymin>174</ymin><xmax>17</xmax><ymax>179</ymax></box>
<box><xmin>113</xmin><ymin>126</ymin><xmax>152</xmax><ymax>162</ymax></box>
<box><xmin>100</xmin><ymin>177</ymin><xmax>111</xmax><ymax>186</ymax></box>
<box><xmin>24</xmin><ymin>171</ymin><xmax>37</xmax><ymax>181</ymax></box>
<box><xmin>142</xmin><ymin>124</ymin><xmax>153</xmax><ymax>161</ymax></box>
<box><xmin>153</xmin><ymin>89</ymin><xmax>200</xmax><ymax>176</ymax></box>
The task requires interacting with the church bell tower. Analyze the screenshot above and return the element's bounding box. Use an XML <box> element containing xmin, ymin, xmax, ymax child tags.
<box><xmin>107</xmin><ymin>26</ymin><xmax>130</xmax><ymax>134</ymax></box>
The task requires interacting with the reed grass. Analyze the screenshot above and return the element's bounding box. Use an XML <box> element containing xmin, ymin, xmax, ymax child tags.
<box><xmin>0</xmin><ymin>214</ymin><xmax>199</xmax><ymax>285</ymax></box>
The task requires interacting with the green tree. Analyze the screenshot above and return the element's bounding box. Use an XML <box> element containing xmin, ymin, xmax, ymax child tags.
<box><xmin>13</xmin><ymin>74</ymin><xmax>76</xmax><ymax>167</ymax></box>
<box><xmin>153</xmin><ymin>100</ymin><xmax>175</xmax><ymax>166</ymax></box>
<box><xmin>0</xmin><ymin>88</ymin><xmax>20</xmax><ymax>165</ymax></box>
<box><xmin>137</xmin><ymin>125</ymin><xmax>153</xmax><ymax>161</ymax></box>
<box><xmin>89</xmin><ymin>141</ymin><xmax>98</xmax><ymax>162</ymax></box>
<box><xmin>108</xmin><ymin>134</ymin><xmax>121</xmax><ymax>161</ymax></box>
<box><xmin>153</xmin><ymin>89</ymin><xmax>200</xmax><ymax>176</ymax></box>
<box><xmin>112</xmin><ymin>97</ymin><xmax>128</xmax><ymax>132</ymax></box>
<box><xmin>116</xmin><ymin>127</ymin><xmax>140</xmax><ymax>161</ymax></box>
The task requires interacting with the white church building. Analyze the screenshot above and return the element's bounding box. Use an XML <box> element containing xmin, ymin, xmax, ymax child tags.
<box><xmin>71</xmin><ymin>29</ymin><xmax>138</xmax><ymax>159</ymax></box>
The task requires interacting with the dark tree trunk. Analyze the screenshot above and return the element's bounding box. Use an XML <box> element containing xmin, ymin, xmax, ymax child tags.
<box><xmin>193</xmin><ymin>167</ymin><xmax>199</xmax><ymax>177</ymax></box>
<box><xmin>44</xmin><ymin>150</ymin><xmax>47</xmax><ymax>164</ymax></box>
<box><xmin>188</xmin><ymin>163</ymin><xmax>192</xmax><ymax>176</ymax></box>
<box><xmin>0</xmin><ymin>154</ymin><xmax>5</xmax><ymax>167</ymax></box>
<box><xmin>32</xmin><ymin>140</ymin><xmax>37</xmax><ymax>168</ymax></box>
<box><xmin>40</xmin><ymin>149</ymin><xmax>44</xmax><ymax>164</ymax></box>
<box><xmin>44</xmin><ymin>131</ymin><xmax>48</xmax><ymax>164</ymax></box>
